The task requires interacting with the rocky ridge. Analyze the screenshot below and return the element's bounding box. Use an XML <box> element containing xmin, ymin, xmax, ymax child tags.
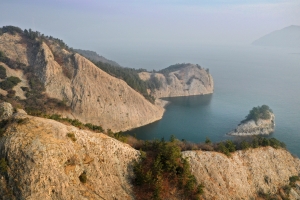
<box><xmin>1</xmin><ymin>103</ymin><xmax>300</xmax><ymax>199</ymax></box>
<box><xmin>138</xmin><ymin>64</ymin><xmax>213</xmax><ymax>99</ymax></box>
<box><xmin>183</xmin><ymin>148</ymin><xmax>300</xmax><ymax>200</ymax></box>
<box><xmin>0</xmin><ymin>31</ymin><xmax>164</xmax><ymax>132</ymax></box>
<box><xmin>0</xmin><ymin>102</ymin><xmax>139</xmax><ymax>200</ymax></box>
<box><xmin>228</xmin><ymin>112</ymin><xmax>275</xmax><ymax>136</ymax></box>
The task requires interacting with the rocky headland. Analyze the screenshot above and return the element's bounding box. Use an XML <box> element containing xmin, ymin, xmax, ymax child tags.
<box><xmin>0</xmin><ymin>28</ymin><xmax>164</xmax><ymax>132</ymax></box>
<box><xmin>138</xmin><ymin>63</ymin><xmax>213</xmax><ymax>99</ymax></box>
<box><xmin>228</xmin><ymin>105</ymin><xmax>275</xmax><ymax>136</ymax></box>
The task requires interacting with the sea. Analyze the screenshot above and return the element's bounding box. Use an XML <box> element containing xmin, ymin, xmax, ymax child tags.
<box><xmin>103</xmin><ymin>44</ymin><xmax>300</xmax><ymax>157</ymax></box>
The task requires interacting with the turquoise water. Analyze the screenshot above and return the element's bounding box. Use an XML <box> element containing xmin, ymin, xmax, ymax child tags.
<box><xmin>122</xmin><ymin>45</ymin><xmax>300</xmax><ymax>157</ymax></box>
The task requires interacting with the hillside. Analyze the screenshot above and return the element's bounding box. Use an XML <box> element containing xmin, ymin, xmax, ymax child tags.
<box><xmin>252</xmin><ymin>25</ymin><xmax>300</xmax><ymax>48</ymax></box>
<box><xmin>74</xmin><ymin>49</ymin><xmax>121</xmax><ymax>67</ymax></box>
<box><xmin>0</xmin><ymin>26</ymin><xmax>164</xmax><ymax>132</ymax></box>
<box><xmin>0</xmin><ymin>102</ymin><xmax>300</xmax><ymax>199</ymax></box>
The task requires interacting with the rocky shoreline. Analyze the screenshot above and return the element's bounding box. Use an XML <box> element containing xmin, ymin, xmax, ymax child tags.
<box><xmin>228</xmin><ymin>112</ymin><xmax>275</xmax><ymax>136</ymax></box>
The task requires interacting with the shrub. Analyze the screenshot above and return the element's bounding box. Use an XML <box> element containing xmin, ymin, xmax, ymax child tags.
<box><xmin>0</xmin><ymin>158</ymin><xmax>8</xmax><ymax>174</ymax></box>
<box><xmin>0</xmin><ymin>76</ymin><xmax>21</xmax><ymax>90</ymax></box>
<box><xmin>244</xmin><ymin>105</ymin><xmax>272</xmax><ymax>122</ymax></box>
<box><xmin>0</xmin><ymin>65</ymin><xmax>7</xmax><ymax>79</ymax></box>
<box><xmin>66</xmin><ymin>132</ymin><xmax>76</xmax><ymax>142</ymax></box>
<box><xmin>133</xmin><ymin>137</ymin><xmax>203</xmax><ymax>200</ymax></box>
<box><xmin>79</xmin><ymin>172</ymin><xmax>87</xmax><ymax>183</ymax></box>
<box><xmin>218</xmin><ymin>142</ymin><xmax>230</xmax><ymax>156</ymax></box>
<box><xmin>6</xmin><ymin>90</ymin><xmax>16</xmax><ymax>98</ymax></box>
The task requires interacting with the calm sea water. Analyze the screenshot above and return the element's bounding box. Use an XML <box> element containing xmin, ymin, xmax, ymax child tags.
<box><xmin>117</xmin><ymin>44</ymin><xmax>300</xmax><ymax>157</ymax></box>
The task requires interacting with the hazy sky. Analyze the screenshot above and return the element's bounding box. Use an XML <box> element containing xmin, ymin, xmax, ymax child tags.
<box><xmin>1</xmin><ymin>0</ymin><xmax>299</xmax><ymax>65</ymax></box>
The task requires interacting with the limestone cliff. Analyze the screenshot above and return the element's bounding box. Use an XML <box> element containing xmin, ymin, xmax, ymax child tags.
<box><xmin>228</xmin><ymin>112</ymin><xmax>275</xmax><ymax>136</ymax></box>
<box><xmin>138</xmin><ymin>63</ymin><xmax>213</xmax><ymax>99</ymax></box>
<box><xmin>0</xmin><ymin>102</ymin><xmax>139</xmax><ymax>200</ymax></box>
<box><xmin>0</xmin><ymin>31</ymin><xmax>164</xmax><ymax>132</ymax></box>
<box><xmin>183</xmin><ymin>147</ymin><xmax>300</xmax><ymax>200</ymax></box>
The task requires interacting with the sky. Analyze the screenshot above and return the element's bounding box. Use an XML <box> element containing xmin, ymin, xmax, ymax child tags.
<box><xmin>1</xmin><ymin>0</ymin><xmax>299</xmax><ymax>67</ymax></box>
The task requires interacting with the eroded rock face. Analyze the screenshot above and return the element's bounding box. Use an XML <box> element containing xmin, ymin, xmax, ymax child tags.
<box><xmin>139</xmin><ymin>64</ymin><xmax>213</xmax><ymax>99</ymax></box>
<box><xmin>183</xmin><ymin>147</ymin><xmax>300</xmax><ymax>200</ymax></box>
<box><xmin>0</xmin><ymin>109</ymin><xmax>139</xmax><ymax>200</ymax></box>
<box><xmin>0</xmin><ymin>102</ymin><xmax>14</xmax><ymax>120</ymax></box>
<box><xmin>228</xmin><ymin>112</ymin><xmax>275</xmax><ymax>136</ymax></box>
<box><xmin>0</xmin><ymin>32</ymin><xmax>164</xmax><ymax>132</ymax></box>
<box><xmin>0</xmin><ymin>103</ymin><xmax>299</xmax><ymax>200</ymax></box>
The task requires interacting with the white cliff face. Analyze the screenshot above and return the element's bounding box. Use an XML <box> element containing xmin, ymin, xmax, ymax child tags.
<box><xmin>183</xmin><ymin>147</ymin><xmax>300</xmax><ymax>200</ymax></box>
<box><xmin>0</xmin><ymin>33</ymin><xmax>164</xmax><ymax>132</ymax></box>
<box><xmin>228</xmin><ymin>112</ymin><xmax>275</xmax><ymax>136</ymax></box>
<box><xmin>139</xmin><ymin>64</ymin><xmax>214</xmax><ymax>99</ymax></box>
<box><xmin>0</xmin><ymin>105</ymin><xmax>139</xmax><ymax>200</ymax></box>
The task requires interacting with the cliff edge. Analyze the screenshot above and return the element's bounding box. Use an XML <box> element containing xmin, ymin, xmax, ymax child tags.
<box><xmin>0</xmin><ymin>29</ymin><xmax>164</xmax><ymax>132</ymax></box>
<box><xmin>139</xmin><ymin>63</ymin><xmax>213</xmax><ymax>99</ymax></box>
<box><xmin>0</xmin><ymin>102</ymin><xmax>139</xmax><ymax>200</ymax></box>
<box><xmin>183</xmin><ymin>148</ymin><xmax>300</xmax><ymax>199</ymax></box>
<box><xmin>0</xmin><ymin>102</ymin><xmax>299</xmax><ymax>199</ymax></box>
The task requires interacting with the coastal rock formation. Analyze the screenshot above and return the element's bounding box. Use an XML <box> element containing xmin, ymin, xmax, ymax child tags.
<box><xmin>0</xmin><ymin>31</ymin><xmax>164</xmax><ymax>132</ymax></box>
<box><xmin>138</xmin><ymin>63</ymin><xmax>213</xmax><ymax>99</ymax></box>
<box><xmin>228</xmin><ymin>112</ymin><xmax>275</xmax><ymax>136</ymax></box>
<box><xmin>0</xmin><ymin>104</ymin><xmax>139</xmax><ymax>200</ymax></box>
<box><xmin>0</xmin><ymin>103</ymin><xmax>299</xmax><ymax>199</ymax></box>
<box><xmin>183</xmin><ymin>147</ymin><xmax>300</xmax><ymax>200</ymax></box>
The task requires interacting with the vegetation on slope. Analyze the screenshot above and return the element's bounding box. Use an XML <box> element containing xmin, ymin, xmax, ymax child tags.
<box><xmin>93</xmin><ymin>61</ymin><xmax>160</xmax><ymax>103</ymax></box>
<box><xmin>158</xmin><ymin>63</ymin><xmax>208</xmax><ymax>76</ymax></box>
<box><xmin>132</xmin><ymin>136</ymin><xmax>204</xmax><ymax>200</ymax></box>
<box><xmin>244</xmin><ymin>105</ymin><xmax>273</xmax><ymax>122</ymax></box>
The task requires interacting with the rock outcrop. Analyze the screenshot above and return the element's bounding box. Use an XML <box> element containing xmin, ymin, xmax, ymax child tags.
<box><xmin>0</xmin><ymin>31</ymin><xmax>164</xmax><ymax>132</ymax></box>
<box><xmin>138</xmin><ymin>64</ymin><xmax>213</xmax><ymax>99</ymax></box>
<box><xmin>0</xmin><ymin>103</ymin><xmax>299</xmax><ymax>199</ymax></box>
<box><xmin>228</xmin><ymin>112</ymin><xmax>275</xmax><ymax>136</ymax></box>
<box><xmin>0</xmin><ymin>103</ymin><xmax>139</xmax><ymax>200</ymax></box>
<box><xmin>183</xmin><ymin>148</ymin><xmax>300</xmax><ymax>200</ymax></box>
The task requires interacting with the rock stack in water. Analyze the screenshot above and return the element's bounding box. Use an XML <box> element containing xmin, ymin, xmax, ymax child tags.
<box><xmin>228</xmin><ymin>105</ymin><xmax>275</xmax><ymax>136</ymax></box>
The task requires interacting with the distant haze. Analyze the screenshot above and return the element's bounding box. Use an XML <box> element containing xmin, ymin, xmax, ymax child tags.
<box><xmin>252</xmin><ymin>25</ymin><xmax>300</xmax><ymax>48</ymax></box>
<box><xmin>1</xmin><ymin>0</ymin><xmax>300</xmax><ymax>68</ymax></box>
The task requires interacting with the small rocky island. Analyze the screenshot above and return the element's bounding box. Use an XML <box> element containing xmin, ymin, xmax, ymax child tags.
<box><xmin>228</xmin><ymin>105</ymin><xmax>275</xmax><ymax>136</ymax></box>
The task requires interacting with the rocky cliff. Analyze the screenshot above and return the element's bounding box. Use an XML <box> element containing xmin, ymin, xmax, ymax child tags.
<box><xmin>228</xmin><ymin>112</ymin><xmax>275</xmax><ymax>136</ymax></box>
<box><xmin>183</xmin><ymin>148</ymin><xmax>300</xmax><ymax>200</ymax></box>
<box><xmin>0</xmin><ymin>31</ymin><xmax>164</xmax><ymax>132</ymax></box>
<box><xmin>138</xmin><ymin>63</ymin><xmax>213</xmax><ymax>99</ymax></box>
<box><xmin>0</xmin><ymin>102</ymin><xmax>139</xmax><ymax>200</ymax></box>
<box><xmin>0</xmin><ymin>102</ymin><xmax>300</xmax><ymax>199</ymax></box>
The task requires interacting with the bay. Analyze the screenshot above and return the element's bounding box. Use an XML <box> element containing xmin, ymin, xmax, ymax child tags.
<box><xmin>118</xmin><ymin>44</ymin><xmax>300</xmax><ymax>157</ymax></box>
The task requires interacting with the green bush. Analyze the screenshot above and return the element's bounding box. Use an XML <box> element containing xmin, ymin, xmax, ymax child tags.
<box><xmin>0</xmin><ymin>76</ymin><xmax>21</xmax><ymax>90</ymax></box>
<box><xmin>66</xmin><ymin>132</ymin><xmax>76</xmax><ymax>142</ymax></box>
<box><xmin>133</xmin><ymin>137</ymin><xmax>203</xmax><ymax>200</ymax></box>
<box><xmin>244</xmin><ymin>105</ymin><xmax>272</xmax><ymax>122</ymax></box>
<box><xmin>0</xmin><ymin>65</ymin><xmax>7</xmax><ymax>79</ymax></box>
<box><xmin>0</xmin><ymin>158</ymin><xmax>8</xmax><ymax>174</ymax></box>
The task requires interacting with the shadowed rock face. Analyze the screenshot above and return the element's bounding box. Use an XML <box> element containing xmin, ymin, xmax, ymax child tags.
<box><xmin>0</xmin><ymin>104</ymin><xmax>139</xmax><ymax>200</ymax></box>
<box><xmin>0</xmin><ymin>32</ymin><xmax>164</xmax><ymax>132</ymax></box>
<box><xmin>139</xmin><ymin>64</ymin><xmax>213</xmax><ymax>99</ymax></box>
<box><xmin>228</xmin><ymin>112</ymin><xmax>275</xmax><ymax>136</ymax></box>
